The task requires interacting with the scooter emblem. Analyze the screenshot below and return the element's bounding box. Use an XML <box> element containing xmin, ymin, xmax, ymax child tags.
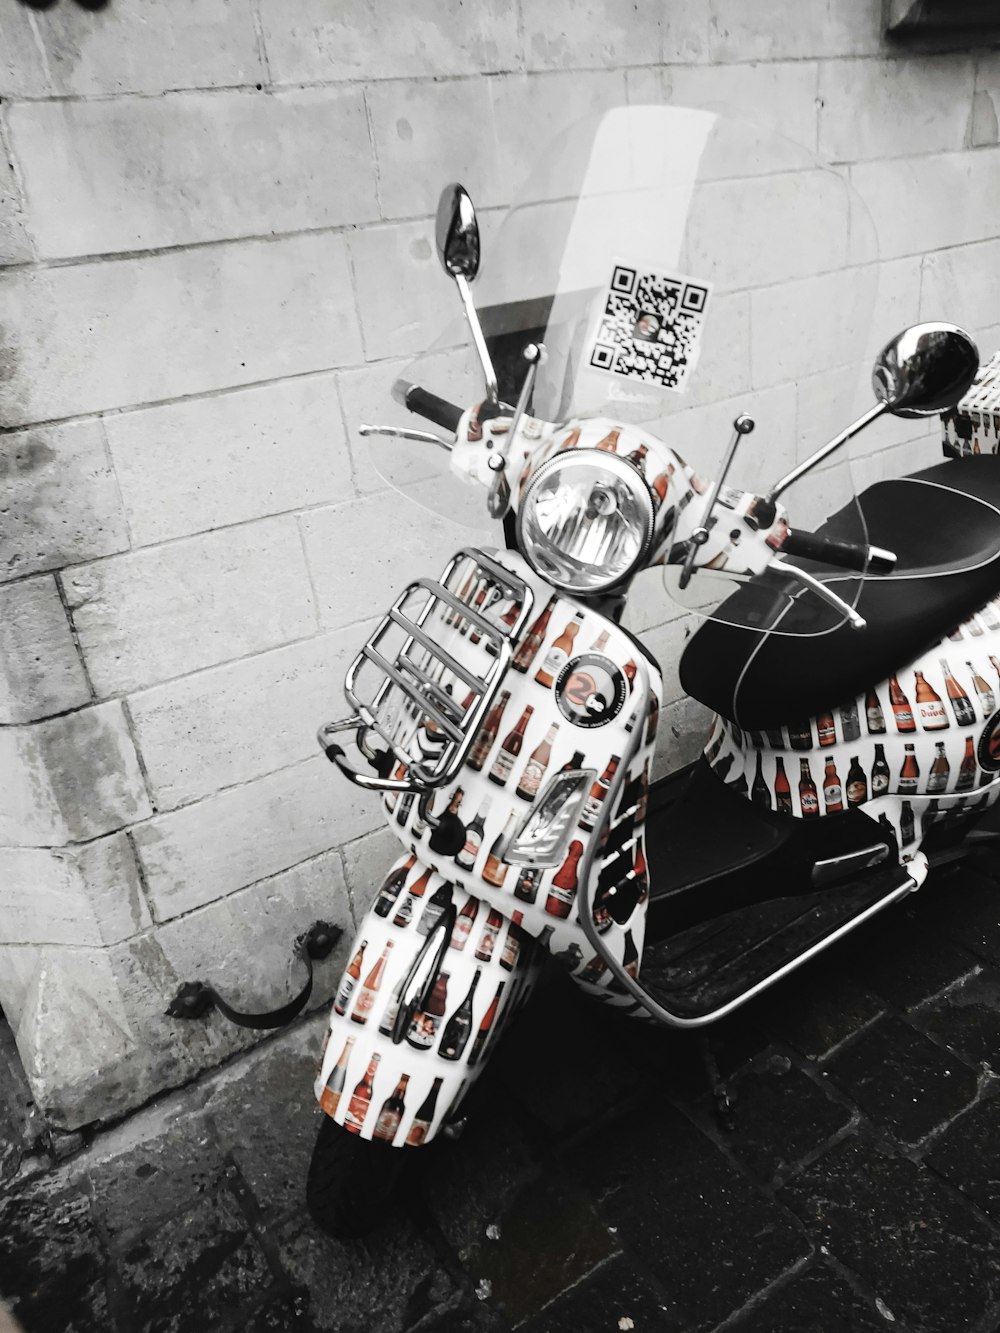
<box><xmin>555</xmin><ymin>652</ymin><xmax>628</xmax><ymax>729</ymax></box>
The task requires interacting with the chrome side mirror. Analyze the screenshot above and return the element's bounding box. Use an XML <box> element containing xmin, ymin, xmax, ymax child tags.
<box><xmin>872</xmin><ymin>322</ymin><xmax>979</xmax><ymax>418</ymax></box>
<box><xmin>434</xmin><ymin>183</ymin><xmax>497</xmax><ymax>404</ymax></box>
<box><xmin>435</xmin><ymin>183</ymin><xmax>481</xmax><ymax>281</ymax></box>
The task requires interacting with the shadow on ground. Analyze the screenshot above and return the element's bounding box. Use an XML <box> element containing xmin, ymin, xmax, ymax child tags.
<box><xmin>6</xmin><ymin>855</ymin><xmax>1000</xmax><ymax>1332</ymax></box>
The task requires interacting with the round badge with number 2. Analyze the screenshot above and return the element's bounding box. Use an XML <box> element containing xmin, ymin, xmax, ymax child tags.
<box><xmin>555</xmin><ymin>653</ymin><xmax>628</xmax><ymax>729</ymax></box>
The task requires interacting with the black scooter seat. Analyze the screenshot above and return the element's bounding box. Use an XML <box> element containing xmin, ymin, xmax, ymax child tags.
<box><xmin>680</xmin><ymin>457</ymin><xmax>1000</xmax><ymax>728</ymax></box>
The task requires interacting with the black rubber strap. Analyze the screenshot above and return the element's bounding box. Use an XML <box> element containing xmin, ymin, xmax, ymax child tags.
<box><xmin>165</xmin><ymin>922</ymin><xmax>341</xmax><ymax>1030</ymax></box>
<box><xmin>781</xmin><ymin>528</ymin><xmax>871</xmax><ymax>572</ymax></box>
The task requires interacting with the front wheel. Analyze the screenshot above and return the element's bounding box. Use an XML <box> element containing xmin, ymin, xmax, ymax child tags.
<box><xmin>306</xmin><ymin>1113</ymin><xmax>406</xmax><ymax>1239</ymax></box>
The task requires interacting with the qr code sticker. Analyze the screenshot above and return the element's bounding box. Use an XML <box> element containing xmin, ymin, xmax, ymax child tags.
<box><xmin>588</xmin><ymin>263</ymin><xmax>712</xmax><ymax>393</ymax></box>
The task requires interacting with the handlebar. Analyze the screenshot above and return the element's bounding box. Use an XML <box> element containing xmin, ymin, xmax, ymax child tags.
<box><xmin>781</xmin><ymin>528</ymin><xmax>896</xmax><ymax>575</ymax></box>
<box><xmin>392</xmin><ymin>378</ymin><xmax>463</xmax><ymax>434</ymax></box>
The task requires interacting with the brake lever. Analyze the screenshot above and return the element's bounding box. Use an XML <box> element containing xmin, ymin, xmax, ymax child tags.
<box><xmin>775</xmin><ymin>561</ymin><xmax>866</xmax><ymax>631</ymax></box>
<box><xmin>359</xmin><ymin>424</ymin><xmax>453</xmax><ymax>452</ymax></box>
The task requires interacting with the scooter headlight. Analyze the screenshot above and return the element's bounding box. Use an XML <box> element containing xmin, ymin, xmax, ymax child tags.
<box><xmin>516</xmin><ymin>450</ymin><xmax>655</xmax><ymax>593</ymax></box>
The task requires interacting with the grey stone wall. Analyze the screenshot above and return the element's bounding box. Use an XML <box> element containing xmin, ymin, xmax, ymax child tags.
<box><xmin>1</xmin><ymin>0</ymin><xmax>998</xmax><ymax>1127</ymax></box>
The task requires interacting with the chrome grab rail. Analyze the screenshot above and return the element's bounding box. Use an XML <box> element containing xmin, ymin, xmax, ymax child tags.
<box><xmin>318</xmin><ymin>548</ymin><xmax>533</xmax><ymax>794</ymax></box>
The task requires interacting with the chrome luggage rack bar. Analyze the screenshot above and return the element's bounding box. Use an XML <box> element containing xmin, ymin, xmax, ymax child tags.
<box><xmin>318</xmin><ymin>548</ymin><xmax>533</xmax><ymax>793</ymax></box>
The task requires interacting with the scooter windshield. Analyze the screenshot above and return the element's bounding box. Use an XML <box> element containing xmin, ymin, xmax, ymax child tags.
<box><xmin>378</xmin><ymin>105</ymin><xmax>879</xmax><ymax>630</ymax></box>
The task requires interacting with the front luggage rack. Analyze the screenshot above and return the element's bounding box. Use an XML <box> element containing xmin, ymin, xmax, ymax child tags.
<box><xmin>318</xmin><ymin>548</ymin><xmax>532</xmax><ymax>793</ymax></box>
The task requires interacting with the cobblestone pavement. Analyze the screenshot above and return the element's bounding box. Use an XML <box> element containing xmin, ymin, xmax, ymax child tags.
<box><xmin>7</xmin><ymin>855</ymin><xmax>1000</xmax><ymax>1332</ymax></box>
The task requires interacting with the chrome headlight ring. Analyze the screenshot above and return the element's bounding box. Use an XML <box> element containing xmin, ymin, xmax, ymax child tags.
<box><xmin>515</xmin><ymin>449</ymin><xmax>656</xmax><ymax>594</ymax></box>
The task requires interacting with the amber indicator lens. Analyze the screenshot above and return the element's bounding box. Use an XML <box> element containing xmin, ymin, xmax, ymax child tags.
<box><xmin>517</xmin><ymin>451</ymin><xmax>654</xmax><ymax>592</ymax></box>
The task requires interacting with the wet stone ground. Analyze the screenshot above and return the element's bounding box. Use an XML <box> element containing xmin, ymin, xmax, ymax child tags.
<box><xmin>7</xmin><ymin>857</ymin><xmax>1000</xmax><ymax>1330</ymax></box>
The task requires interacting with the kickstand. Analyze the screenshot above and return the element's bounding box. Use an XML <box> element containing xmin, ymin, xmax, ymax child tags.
<box><xmin>699</xmin><ymin>1032</ymin><xmax>737</xmax><ymax>1132</ymax></box>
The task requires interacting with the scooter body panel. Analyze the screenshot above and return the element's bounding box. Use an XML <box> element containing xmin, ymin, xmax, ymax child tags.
<box><xmin>705</xmin><ymin>595</ymin><xmax>1000</xmax><ymax>860</ymax></box>
<box><xmin>381</xmin><ymin>549</ymin><xmax>664</xmax><ymax>991</ymax></box>
<box><xmin>315</xmin><ymin>864</ymin><xmax>543</xmax><ymax>1146</ymax></box>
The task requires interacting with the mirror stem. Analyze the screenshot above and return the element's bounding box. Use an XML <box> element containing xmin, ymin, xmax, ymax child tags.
<box><xmin>453</xmin><ymin>273</ymin><xmax>499</xmax><ymax>406</ymax></box>
<box><xmin>768</xmin><ymin>402</ymin><xmax>887</xmax><ymax>505</ymax></box>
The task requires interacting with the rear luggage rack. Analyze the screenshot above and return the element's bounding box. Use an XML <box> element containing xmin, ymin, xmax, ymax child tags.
<box><xmin>318</xmin><ymin>548</ymin><xmax>532</xmax><ymax>793</ymax></box>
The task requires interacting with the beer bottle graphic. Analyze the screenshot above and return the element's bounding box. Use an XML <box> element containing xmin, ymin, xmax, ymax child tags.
<box><xmin>439</xmin><ymin>970</ymin><xmax>481</xmax><ymax>1061</ymax></box>
<box><xmin>839</xmin><ymin>699</ymin><xmax>861</xmax><ymax>742</ymax></box>
<box><xmin>898</xmin><ymin>743</ymin><xmax>920</xmax><ymax>795</ymax></box>
<box><xmin>334</xmin><ymin>939</ymin><xmax>366</xmax><ymax>1016</ymax></box>
<box><xmin>774</xmin><ymin>756</ymin><xmax>793</xmax><ymax>814</ymax></box>
<box><xmin>646</xmin><ymin>695</ymin><xmax>660</xmax><ymax>746</ymax></box>
<box><xmin>448</xmin><ymin>569</ymin><xmax>475</xmax><ymax>626</ymax></box>
<box><xmin>900</xmin><ymin>800</ymin><xmax>916</xmax><ymax>845</ymax></box>
<box><xmin>889</xmin><ymin>675</ymin><xmax>916</xmax><ymax>733</ymax></box>
<box><xmin>914</xmin><ymin>670</ymin><xmax>949</xmax><ymax>730</ymax></box>
<box><xmin>319</xmin><ymin>1035</ymin><xmax>355</xmax><ymax>1117</ymax></box>
<box><xmin>500</xmin><ymin>913</ymin><xmax>523</xmax><ymax>971</ymax></box>
<box><xmin>416</xmin><ymin>881</ymin><xmax>453</xmax><ymax>937</ymax></box>
<box><xmin>750</xmin><ymin>751</ymin><xmax>770</xmax><ymax>808</ymax></box>
<box><xmin>512</xmin><ymin>596</ymin><xmax>556</xmax><ymax>673</ymax></box>
<box><xmin>927</xmin><ymin>741</ymin><xmax>951</xmax><ymax>795</ymax></box>
<box><xmin>449</xmin><ymin>897</ymin><xmax>479</xmax><ymax>950</ymax></box>
<box><xmin>378</xmin><ymin>973</ymin><xmax>406</xmax><ymax>1037</ymax></box>
<box><xmin>535</xmin><ymin>617</ymin><xmax>581</xmax><ymax>689</ymax></box>
<box><xmin>591</xmin><ymin>628</ymin><xmax>610</xmax><ymax>652</ymax></box>
<box><xmin>467</xmin><ymin>579</ymin><xmax>492</xmax><ymax>644</ymax></box>
<box><xmin>405</xmin><ymin>1077</ymin><xmax>443</xmax><ymax>1146</ymax></box>
<box><xmin>343</xmin><ymin>1052</ymin><xmax>381</xmax><ymax>1134</ymax></box>
<box><xmin>990</xmin><ymin>654</ymin><xmax>1000</xmax><ymax>686</ymax></box>
<box><xmin>595</xmin><ymin>427</ymin><xmax>620</xmax><ymax>452</ymax></box>
<box><xmin>578</xmin><ymin>756</ymin><xmax>621</xmax><ymax>832</ymax></box>
<box><xmin>468</xmin><ymin>690</ymin><xmax>510</xmax><ymax>771</ymax></box>
<box><xmin>823</xmin><ymin>758</ymin><xmax>844</xmax><ymax>813</ymax></box>
<box><xmin>788</xmin><ymin>721</ymin><xmax>813</xmax><ymax>751</ymax></box>
<box><xmin>957</xmin><ymin>735</ymin><xmax>978</xmax><ymax>792</ymax></box>
<box><xmin>372</xmin><ymin>1073</ymin><xmax>409</xmax><ymax>1144</ymax></box>
<box><xmin>546</xmin><ymin>840</ymin><xmax>583</xmax><ymax>918</ymax></box>
<box><xmin>352</xmin><ymin>940</ymin><xmax>394</xmax><ymax>1025</ymax></box>
<box><xmin>765</xmin><ymin>727</ymin><xmax>785</xmax><ymax>749</ymax></box>
<box><xmin>490</xmin><ymin>705</ymin><xmax>534</xmax><ymax>786</ymax></box>
<box><xmin>392</xmin><ymin>865</ymin><xmax>432</xmax><ymax>929</ymax></box>
<box><xmin>846</xmin><ymin>756</ymin><xmax>867</xmax><ymax>807</ymax></box>
<box><xmin>817</xmin><ymin>710</ymin><xmax>836</xmax><ymax>747</ymax></box>
<box><xmin>482</xmin><ymin>814</ymin><xmax>517</xmax><ymax>888</ymax></box>
<box><xmin>939</xmin><ymin>660</ymin><xmax>974</xmax><ymax>727</ymax></box>
<box><xmin>635</xmin><ymin>759</ymin><xmax>650</xmax><ymax>824</ymax></box>
<box><xmin>625</xmin><ymin>442</ymin><xmax>648</xmax><ymax>472</ymax></box>
<box><xmin>513</xmin><ymin>864</ymin><xmax>541</xmax><ymax>904</ymax></box>
<box><xmin>798</xmin><ymin>759</ymin><xmax>819</xmax><ymax>818</ymax></box>
<box><xmin>406</xmin><ymin>971</ymin><xmax>449</xmax><ymax>1050</ymax></box>
<box><xmin>633</xmin><ymin>840</ymin><xmax>650</xmax><ymax>906</ymax></box>
<box><xmin>456</xmin><ymin>797</ymin><xmax>491</xmax><ymax>871</ymax></box>
<box><xmin>516</xmin><ymin>723</ymin><xmax>559</xmax><ymax>801</ymax></box>
<box><xmin>475</xmin><ymin>908</ymin><xmax>504</xmax><ymax>962</ymax></box>
<box><xmin>580</xmin><ymin>952</ymin><xmax>608</xmax><ymax>983</ymax></box>
<box><xmin>373</xmin><ymin>854</ymin><xmax>417</xmax><ymax>919</ymax></box>
<box><xmin>968</xmin><ymin>661</ymin><xmax>996</xmax><ymax>717</ymax></box>
<box><xmin>865</xmin><ymin>687</ymin><xmax>887</xmax><ymax>735</ymax></box>
<box><xmin>871</xmin><ymin>743</ymin><xmax>890</xmax><ymax>797</ymax></box>
<box><xmin>468</xmin><ymin>980</ymin><xmax>505</xmax><ymax>1066</ymax></box>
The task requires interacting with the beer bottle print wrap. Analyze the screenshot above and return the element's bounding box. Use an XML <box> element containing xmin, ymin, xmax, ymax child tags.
<box><xmin>319</xmin><ymin>545</ymin><xmax>679</xmax><ymax>1141</ymax></box>
<box><xmin>535</xmin><ymin>617</ymin><xmax>581</xmax><ymax>689</ymax></box>
<box><xmin>372</xmin><ymin>1074</ymin><xmax>409</xmax><ymax>1144</ymax></box>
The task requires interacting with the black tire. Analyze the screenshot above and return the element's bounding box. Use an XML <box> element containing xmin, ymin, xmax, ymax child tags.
<box><xmin>306</xmin><ymin>1113</ymin><xmax>406</xmax><ymax>1239</ymax></box>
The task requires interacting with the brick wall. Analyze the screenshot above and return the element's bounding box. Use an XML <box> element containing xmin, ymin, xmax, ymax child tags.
<box><xmin>2</xmin><ymin>0</ymin><xmax>998</xmax><ymax>1128</ymax></box>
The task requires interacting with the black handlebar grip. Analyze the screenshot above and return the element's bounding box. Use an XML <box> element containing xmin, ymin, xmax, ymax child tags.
<box><xmin>399</xmin><ymin>382</ymin><xmax>464</xmax><ymax>434</ymax></box>
<box><xmin>781</xmin><ymin>528</ymin><xmax>876</xmax><ymax>573</ymax></box>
